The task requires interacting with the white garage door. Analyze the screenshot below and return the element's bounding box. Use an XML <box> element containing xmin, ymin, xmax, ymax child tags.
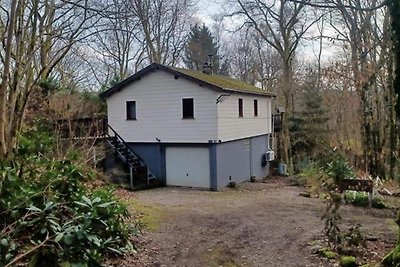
<box><xmin>166</xmin><ymin>147</ymin><xmax>210</xmax><ymax>188</ymax></box>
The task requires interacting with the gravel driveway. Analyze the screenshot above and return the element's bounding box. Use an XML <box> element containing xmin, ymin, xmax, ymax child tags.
<box><xmin>115</xmin><ymin>178</ymin><xmax>397</xmax><ymax>267</ymax></box>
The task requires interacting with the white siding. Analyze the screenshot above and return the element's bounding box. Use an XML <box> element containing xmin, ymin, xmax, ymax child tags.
<box><xmin>107</xmin><ymin>71</ymin><xmax>218</xmax><ymax>143</ymax></box>
<box><xmin>217</xmin><ymin>93</ymin><xmax>272</xmax><ymax>142</ymax></box>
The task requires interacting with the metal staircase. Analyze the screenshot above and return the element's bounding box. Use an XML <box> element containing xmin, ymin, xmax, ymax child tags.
<box><xmin>105</xmin><ymin>124</ymin><xmax>156</xmax><ymax>189</ymax></box>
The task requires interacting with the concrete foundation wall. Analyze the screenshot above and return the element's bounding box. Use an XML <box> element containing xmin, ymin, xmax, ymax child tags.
<box><xmin>250</xmin><ymin>135</ymin><xmax>270</xmax><ymax>179</ymax></box>
<box><xmin>215</xmin><ymin>138</ymin><xmax>250</xmax><ymax>188</ymax></box>
<box><xmin>117</xmin><ymin>135</ymin><xmax>271</xmax><ymax>190</ymax></box>
<box><xmin>215</xmin><ymin>135</ymin><xmax>269</xmax><ymax>189</ymax></box>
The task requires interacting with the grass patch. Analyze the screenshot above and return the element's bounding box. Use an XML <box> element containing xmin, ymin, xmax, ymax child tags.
<box><xmin>126</xmin><ymin>199</ymin><xmax>166</xmax><ymax>232</ymax></box>
<box><xmin>387</xmin><ymin>218</ymin><xmax>398</xmax><ymax>233</ymax></box>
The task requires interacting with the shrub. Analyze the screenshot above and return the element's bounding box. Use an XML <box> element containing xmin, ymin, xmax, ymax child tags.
<box><xmin>297</xmin><ymin>165</ymin><xmax>324</xmax><ymax>187</ymax></box>
<box><xmin>344</xmin><ymin>191</ymin><xmax>386</xmax><ymax>209</ymax></box>
<box><xmin>343</xmin><ymin>224</ymin><xmax>365</xmax><ymax>248</ymax></box>
<box><xmin>345</xmin><ymin>191</ymin><xmax>369</xmax><ymax>207</ymax></box>
<box><xmin>323</xmin><ymin>152</ymin><xmax>354</xmax><ymax>184</ymax></box>
<box><xmin>322</xmin><ymin>192</ymin><xmax>342</xmax><ymax>247</ymax></box>
<box><xmin>0</xmin><ymin>129</ymin><xmax>136</xmax><ymax>266</ymax></box>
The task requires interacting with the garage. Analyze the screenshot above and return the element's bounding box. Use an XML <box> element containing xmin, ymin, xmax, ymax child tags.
<box><xmin>165</xmin><ymin>146</ymin><xmax>211</xmax><ymax>188</ymax></box>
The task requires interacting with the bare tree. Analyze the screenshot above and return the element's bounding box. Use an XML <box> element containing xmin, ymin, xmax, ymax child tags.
<box><xmin>127</xmin><ymin>0</ymin><xmax>195</xmax><ymax>65</ymax></box>
<box><xmin>228</xmin><ymin>27</ymin><xmax>281</xmax><ymax>89</ymax></box>
<box><xmin>231</xmin><ymin>0</ymin><xmax>321</xmax><ymax>165</ymax></box>
<box><xmin>322</xmin><ymin>0</ymin><xmax>393</xmax><ymax>177</ymax></box>
<box><xmin>0</xmin><ymin>0</ymin><xmax>101</xmax><ymax>159</ymax></box>
<box><xmin>86</xmin><ymin>0</ymin><xmax>147</xmax><ymax>87</ymax></box>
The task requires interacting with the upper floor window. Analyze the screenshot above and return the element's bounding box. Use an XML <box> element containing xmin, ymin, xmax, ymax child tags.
<box><xmin>182</xmin><ymin>98</ymin><xmax>194</xmax><ymax>119</ymax></box>
<box><xmin>126</xmin><ymin>101</ymin><xmax>136</xmax><ymax>120</ymax></box>
<box><xmin>238</xmin><ymin>98</ymin><xmax>243</xmax><ymax>117</ymax></box>
<box><xmin>254</xmin><ymin>99</ymin><xmax>258</xmax><ymax>117</ymax></box>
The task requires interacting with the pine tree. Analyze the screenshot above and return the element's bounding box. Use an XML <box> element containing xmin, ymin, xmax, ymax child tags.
<box><xmin>290</xmin><ymin>74</ymin><xmax>329</xmax><ymax>161</ymax></box>
<box><xmin>183</xmin><ymin>25</ymin><xmax>228</xmax><ymax>74</ymax></box>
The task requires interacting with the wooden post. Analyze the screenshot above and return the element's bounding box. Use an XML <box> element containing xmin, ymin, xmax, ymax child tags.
<box><xmin>130</xmin><ymin>167</ymin><xmax>133</xmax><ymax>190</ymax></box>
<box><xmin>147</xmin><ymin>167</ymin><xmax>150</xmax><ymax>185</ymax></box>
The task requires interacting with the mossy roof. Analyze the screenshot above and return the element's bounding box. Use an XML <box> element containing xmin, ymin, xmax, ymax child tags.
<box><xmin>100</xmin><ymin>63</ymin><xmax>275</xmax><ymax>98</ymax></box>
<box><xmin>173</xmin><ymin>67</ymin><xmax>274</xmax><ymax>96</ymax></box>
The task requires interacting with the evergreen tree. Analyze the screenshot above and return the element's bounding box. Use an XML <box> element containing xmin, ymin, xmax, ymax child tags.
<box><xmin>290</xmin><ymin>73</ymin><xmax>329</xmax><ymax>161</ymax></box>
<box><xmin>183</xmin><ymin>25</ymin><xmax>228</xmax><ymax>74</ymax></box>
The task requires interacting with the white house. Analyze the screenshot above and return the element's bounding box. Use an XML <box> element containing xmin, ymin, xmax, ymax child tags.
<box><xmin>100</xmin><ymin>63</ymin><xmax>275</xmax><ymax>190</ymax></box>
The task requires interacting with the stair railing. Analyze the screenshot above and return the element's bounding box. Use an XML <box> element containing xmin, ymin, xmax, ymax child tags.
<box><xmin>105</xmin><ymin>123</ymin><xmax>148</xmax><ymax>188</ymax></box>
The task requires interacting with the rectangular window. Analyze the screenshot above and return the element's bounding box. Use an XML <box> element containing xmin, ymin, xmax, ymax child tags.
<box><xmin>254</xmin><ymin>99</ymin><xmax>258</xmax><ymax>117</ymax></box>
<box><xmin>126</xmin><ymin>101</ymin><xmax>136</xmax><ymax>120</ymax></box>
<box><xmin>238</xmin><ymin>98</ymin><xmax>243</xmax><ymax>117</ymax></box>
<box><xmin>182</xmin><ymin>98</ymin><xmax>194</xmax><ymax>119</ymax></box>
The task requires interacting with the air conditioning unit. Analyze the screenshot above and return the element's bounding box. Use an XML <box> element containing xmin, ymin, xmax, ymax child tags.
<box><xmin>265</xmin><ymin>150</ymin><xmax>275</xmax><ymax>162</ymax></box>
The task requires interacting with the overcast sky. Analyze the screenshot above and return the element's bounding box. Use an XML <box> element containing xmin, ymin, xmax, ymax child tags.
<box><xmin>194</xmin><ymin>0</ymin><xmax>339</xmax><ymax>64</ymax></box>
<box><xmin>195</xmin><ymin>0</ymin><xmax>221</xmax><ymax>25</ymax></box>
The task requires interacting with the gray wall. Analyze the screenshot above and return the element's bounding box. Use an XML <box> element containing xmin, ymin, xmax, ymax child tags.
<box><xmin>127</xmin><ymin>143</ymin><xmax>165</xmax><ymax>183</ymax></box>
<box><xmin>126</xmin><ymin>137</ymin><xmax>269</xmax><ymax>190</ymax></box>
<box><xmin>215</xmin><ymin>135</ymin><xmax>269</xmax><ymax>189</ymax></box>
<box><xmin>250</xmin><ymin>135</ymin><xmax>270</xmax><ymax>179</ymax></box>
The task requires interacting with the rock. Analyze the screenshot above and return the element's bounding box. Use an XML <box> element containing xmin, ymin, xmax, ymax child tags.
<box><xmin>310</xmin><ymin>245</ymin><xmax>324</xmax><ymax>254</ymax></box>
<box><xmin>299</xmin><ymin>191</ymin><xmax>311</xmax><ymax>198</ymax></box>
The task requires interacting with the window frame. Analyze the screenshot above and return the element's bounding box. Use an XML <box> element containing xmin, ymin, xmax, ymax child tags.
<box><xmin>238</xmin><ymin>98</ymin><xmax>243</xmax><ymax>117</ymax></box>
<box><xmin>182</xmin><ymin>98</ymin><xmax>194</xmax><ymax>119</ymax></box>
<box><xmin>254</xmin><ymin>99</ymin><xmax>258</xmax><ymax>117</ymax></box>
<box><xmin>126</xmin><ymin>100</ymin><xmax>137</xmax><ymax>120</ymax></box>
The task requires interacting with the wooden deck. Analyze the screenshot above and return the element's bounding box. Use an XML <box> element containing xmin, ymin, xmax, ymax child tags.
<box><xmin>55</xmin><ymin>116</ymin><xmax>107</xmax><ymax>140</ymax></box>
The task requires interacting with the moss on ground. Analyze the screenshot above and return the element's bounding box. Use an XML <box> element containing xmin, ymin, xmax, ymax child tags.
<box><xmin>387</xmin><ymin>218</ymin><xmax>398</xmax><ymax>233</ymax></box>
<box><xmin>319</xmin><ymin>247</ymin><xmax>338</xmax><ymax>259</ymax></box>
<box><xmin>340</xmin><ymin>256</ymin><xmax>357</xmax><ymax>267</ymax></box>
<box><xmin>127</xmin><ymin>198</ymin><xmax>166</xmax><ymax>231</ymax></box>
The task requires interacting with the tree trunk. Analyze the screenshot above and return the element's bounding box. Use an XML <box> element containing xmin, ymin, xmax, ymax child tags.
<box><xmin>0</xmin><ymin>0</ymin><xmax>19</xmax><ymax>160</ymax></box>
<box><xmin>280</xmin><ymin>60</ymin><xmax>292</xmax><ymax>165</ymax></box>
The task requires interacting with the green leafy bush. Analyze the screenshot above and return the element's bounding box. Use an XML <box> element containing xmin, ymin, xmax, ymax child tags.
<box><xmin>323</xmin><ymin>152</ymin><xmax>354</xmax><ymax>184</ymax></box>
<box><xmin>344</xmin><ymin>191</ymin><xmax>386</xmax><ymax>209</ymax></box>
<box><xmin>0</xmin><ymin>128</ymin><xmax>136</xmax><ymax>266</ymax></box>
<box><xmin>297</xmin><ymin>164</ymin><xmax>329</xmax><ymax>192</ymax></box>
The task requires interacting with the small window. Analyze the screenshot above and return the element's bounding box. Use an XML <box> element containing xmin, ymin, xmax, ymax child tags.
<box><xmin>126</xmin><ymin>101</ymin><xmax>136</xmax><ymax>120</ymax></box>
<box><xmin>238</xmin><ymin>98</ymin><xmax>243</xmax><ymax>117</ymax></box>
<box><xmin>254</xmin><ymin>99</ymin><xmax>258</xmax><ymax>117</ymax></box>
<box><xmin>182</xmin><ymin>98</ymin><xmax>194</xmax><ymax>119</ymax></box>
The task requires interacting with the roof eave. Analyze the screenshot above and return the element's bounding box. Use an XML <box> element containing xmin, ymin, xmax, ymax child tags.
<box><xmin>220</xmin><ymin>87</ymin><xmax>276</xmax><ymax>97</ymax></box>
<box><xmin>99</xmin><ymin>63</ymin><xmax>276</xmax><ymax>98</ymax></box>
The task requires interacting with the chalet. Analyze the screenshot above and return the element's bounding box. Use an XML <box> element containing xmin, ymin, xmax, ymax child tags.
<box><xmin>100</xmin><ymin>63</ymin><xmax>276</xmax><ymax>190</ymax></box>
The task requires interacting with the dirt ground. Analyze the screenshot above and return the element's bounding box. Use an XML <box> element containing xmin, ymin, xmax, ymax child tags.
<box><xmin>112</xmin><ymin>178</ymin><xmax>399</xmax><ymax>267</ymax></box>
